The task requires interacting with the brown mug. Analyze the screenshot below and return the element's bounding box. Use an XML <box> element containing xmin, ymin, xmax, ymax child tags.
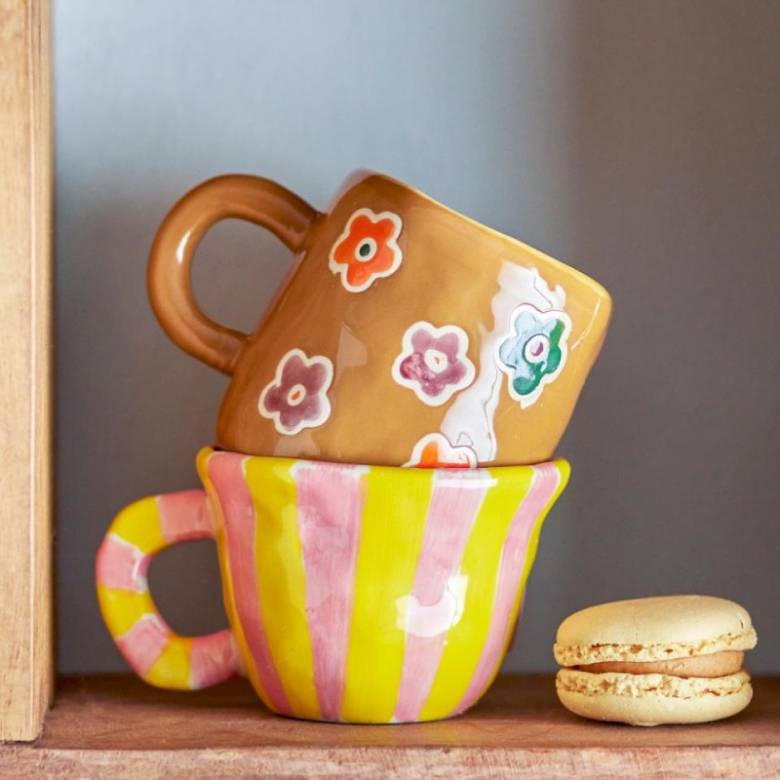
<box><xmin>148</xmin><ymin>171</ymin><xmax>611</xmax><ymax>466</ymax></box>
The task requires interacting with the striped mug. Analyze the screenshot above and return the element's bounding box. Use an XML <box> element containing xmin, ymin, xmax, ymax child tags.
<box><xmin>96</xmin><ymin>448</ymin><xmax>569</xmax><ymax>723</ymax></box>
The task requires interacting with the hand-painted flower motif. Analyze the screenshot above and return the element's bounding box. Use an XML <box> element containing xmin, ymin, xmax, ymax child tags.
<box><xmin>392</xmin><ymin>321</ymin><xmax>475</xmax><ymax>406</ymax></box>
<box><xmin>258</xmin><ymin>348</ymin><xmax>334</xmax><ymax>435</ymax></box>
<box><xmin>404</xmin><ymin>433</ymin><xmax>478</xmax><ymax>469</ymax></box>
<box><xmin>328</xmin><ymin>207</ymin><xmax>403</xmax><ymax>292</ymax></box>
<box><xmin>497</xmin><ymin>304</ymin><xmax>571</xmax><ymax>408</ymax></box>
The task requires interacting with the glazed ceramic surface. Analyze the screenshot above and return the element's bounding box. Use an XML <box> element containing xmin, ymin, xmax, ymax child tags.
<box><xmin>96</xmin><ymin>449</ymin><xmax>570</xmax><ymax>723</ymax></box>
<box><xmin>148</xmin><ymin>172</ymin><xmax>611</xmax><ymax>466</ymax></box>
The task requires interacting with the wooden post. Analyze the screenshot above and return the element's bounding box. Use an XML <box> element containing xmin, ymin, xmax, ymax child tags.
<box><xmin>0</xmin><ymin>0</ymin><xmax>53</xmax><ymax>741</ymax></box>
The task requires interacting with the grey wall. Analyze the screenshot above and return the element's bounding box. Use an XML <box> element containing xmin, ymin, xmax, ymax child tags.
<box><xmin>55</xmin><ymin>0</ymin><xmax>780</xmax><ymax>674</ymax></box>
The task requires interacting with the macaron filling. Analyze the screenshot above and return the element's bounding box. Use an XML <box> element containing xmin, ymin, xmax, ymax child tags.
<box><xmin>573</xmin><ymin>649</ymin><xmax>744</xmax><ymax>678</ymax></box>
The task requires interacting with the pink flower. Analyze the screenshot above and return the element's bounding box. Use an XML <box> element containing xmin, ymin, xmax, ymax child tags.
<box><xmin>392</xmin><ymin>322</ymin><xmax>475</xmax><ymax>406</ymax></box>
<box><xmin>259</xmin><ymin>349</ymin><xmax>334</xmax><ymax>435</ymax></box>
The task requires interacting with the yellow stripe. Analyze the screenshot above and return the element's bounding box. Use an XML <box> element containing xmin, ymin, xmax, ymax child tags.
<box><xmin>145</xmin><ymin>637</ymin><xmax>193</xmax><ymax>689</ymax></box>
<box><xmin>245</xmin><ymin>457</ymin><xmax>320</xmax><ymax>720</ymax></box>
<box><xmin>109</xmin><ymin>496</ymin><xmax>166</xmax><ymax>554</ymax></box>
<box><xmin>97</xmin><ymin>585</ymin><xmax>194</xmax><ymax>689</ymax></box>
<box><xmin>97</xmin><ymin>585</ymin><xmax>153</xmax><ymax>637</ymax></box>
<box><xmin>419</xmin><ymin>466</ymin><xmax>534</xmax><ymax>720</ymax></box>
<box><xmin>340</xmin><ymin>466</ymin><xmax>434</xmax><ymax>723</ymax></box>
<box><xmin>196</xmin><ymin>448</ymin><xmax>270</xmax><ymax>705</ymax></box>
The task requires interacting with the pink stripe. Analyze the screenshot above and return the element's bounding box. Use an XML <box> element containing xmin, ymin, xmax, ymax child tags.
<box><xmin>293</xmin><ymin>462</ymin><xmax>366</xmax><ymax>721</ymax></box>
<box><xmin>190</xmin><ymin>630</ymin><xmax>238</xmax><ymax>689</ymax></box>
<box><xmin>96</xmin><ymin>535</ymin><xmax>149</xmax><ymax>592</ymax></box>
<box><xmin>158</xmin><ymin>490</ymin><xmax>213</xmax><ymax>543</ymax></box>
<box><xmin>208</xmin><ymin>453</ymin><xmax>290</xmax><ymax>714</ymax></box>
<box><xmin>454</xmin><ymin>464</ymin><xmax>560</xmax><ymax>714</ymax></box>
<box><xmin>393</xmin><ymin>471</ymin><xmax>490</xmax><ymax>722</ymax></box>
<box><xmin>116</xmin><ymin>614</ymin><xmax>170</xmax><ymax>676</ymax></box>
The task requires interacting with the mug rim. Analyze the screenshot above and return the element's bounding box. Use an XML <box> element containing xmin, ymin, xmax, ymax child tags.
<box><xmin>333</xmin><ymin>168</ymin><xmax>611</xmax><ymax>305</ymax></box>
<box><xmin>198</xmin><ymin>446</ymin><xmax>570</xmax><ymax>477</ymax></box>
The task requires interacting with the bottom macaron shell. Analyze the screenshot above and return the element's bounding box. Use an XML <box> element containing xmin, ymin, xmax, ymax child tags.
<box><xmin>556</xmin><ymin>669</ymin><xmax>753</xmax><ymax>726</ymax></box>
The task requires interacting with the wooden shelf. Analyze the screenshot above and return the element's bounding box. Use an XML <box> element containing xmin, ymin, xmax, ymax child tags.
<box><xmin>2</xmin><ymin>675</ymin><xmax>779</xmax><ymax>778</ymax></box>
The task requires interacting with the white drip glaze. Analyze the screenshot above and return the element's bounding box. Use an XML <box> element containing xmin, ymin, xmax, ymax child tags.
<box><xmin>440</xmin><ymin>264</ymin><xmax>566</xmax><ymax>462</ymax></box>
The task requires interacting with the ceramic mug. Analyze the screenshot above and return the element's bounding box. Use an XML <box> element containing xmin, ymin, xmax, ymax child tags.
<box><xmin>149</xmin><ymin>172</ymin><xmax>610</xmax><ymax>467</ymax></box>
<box><xmin>96</xmin><ymin>448</ymin><xmax>570</xmax><ymax>723</ymax></box>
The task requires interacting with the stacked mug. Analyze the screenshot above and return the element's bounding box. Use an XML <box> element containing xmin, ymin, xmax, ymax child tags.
<box><xmin>96</xmin><ymin>171</ymin><xmax>611</xmax><ymax>723</ymax></box>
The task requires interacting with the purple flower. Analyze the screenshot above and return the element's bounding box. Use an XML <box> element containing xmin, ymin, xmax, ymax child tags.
<box><xmin>392</xmin><ymin>322</ymin><xmax>475</xmax><ymax>406</ymax></box>
<box><xmin>259</xmin><ymin>349</ymin><xmax>334</xmax><ymax>435</ymax></box>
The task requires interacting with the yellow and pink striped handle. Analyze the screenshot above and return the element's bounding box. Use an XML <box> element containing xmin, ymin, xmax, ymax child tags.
<box><xmin>95</xmin><ymin>490</ymin><xmax>240</xmax><ymax>689</ymax></box>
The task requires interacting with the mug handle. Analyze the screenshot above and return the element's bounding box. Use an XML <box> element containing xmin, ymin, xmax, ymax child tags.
<box><xmin>148</xmin><ymin>174</ymin><xmax>320</xmax><ymax>375</ymax></box>
<box><xmin>96</xmin><ymin>489</ymin><xmax>240</xmax><ymax>690</ymax></box>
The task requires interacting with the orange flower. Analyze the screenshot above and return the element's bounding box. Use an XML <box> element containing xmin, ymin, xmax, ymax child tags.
<box><xmin>404</xmin><ymin>433</ymin><xmax>478</xmax><ymax>469</ymax></box>
<box><xmin>329</xmin><ymin>208</ymin><xmax>403</xmax><ymax>292</ymax></box>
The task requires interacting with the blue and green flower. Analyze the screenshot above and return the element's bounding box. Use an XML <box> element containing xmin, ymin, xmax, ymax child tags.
<box><xmin>497</xmin><ymin>305</ymin><xmax>571</xmax><ymax>407</ymax></box>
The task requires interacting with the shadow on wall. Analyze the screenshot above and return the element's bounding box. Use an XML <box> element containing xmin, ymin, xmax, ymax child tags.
<box><xmin>512</xmin><ymin>0</ymin><xmax>780</xmax><ymax>674</ymax></box>
<box><xmin>56</xmin><ymin>192</ymin><xmax>292</xmax><ymax>670</ymax></box>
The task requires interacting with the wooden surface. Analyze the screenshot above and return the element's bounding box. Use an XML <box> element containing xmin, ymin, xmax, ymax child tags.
<box><xmin>1</xmin><ymin>676</ymin><xmax>778</xmax><ymax>778</ymax></box>
<box><xmin>0</xmin><ymin>0</ymin><xmax>52</xmax><ymax>742</ymax></box>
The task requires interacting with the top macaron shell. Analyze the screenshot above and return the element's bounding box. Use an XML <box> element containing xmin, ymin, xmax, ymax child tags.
<box><xmin>554</xmin><ymin>595</ymin><xmax>757</xmax><ymax>666</ymax></box>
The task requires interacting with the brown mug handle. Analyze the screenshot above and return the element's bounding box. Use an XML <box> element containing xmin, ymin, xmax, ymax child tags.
<box><xmin>148</xmin><ymin>174</ymin><xmax>319</xmax><ymax>375</ymax></box>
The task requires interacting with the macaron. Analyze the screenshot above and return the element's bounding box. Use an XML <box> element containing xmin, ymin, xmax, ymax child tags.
<box><xmin>554</xmin><ymin>595</ymin><xmax>757</xmax><ymax>726</ymax></box>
